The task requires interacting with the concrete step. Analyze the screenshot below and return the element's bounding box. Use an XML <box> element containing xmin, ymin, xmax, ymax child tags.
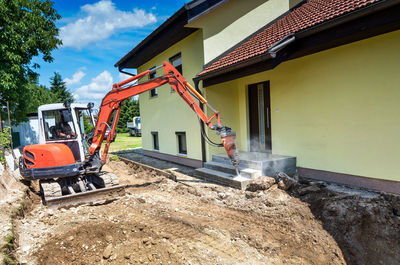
<box><xmin>204</xmin><ymin>161</ymin><xmax>261</xmax><ymax>179</ymax></box>
<box><xmin>195</xmin><ymin>168</ymin><xmax>251</xmax><ymax>190</ymax></box>
<box><xmin>212</xmin><ymin>152</ymin><xmax>297</xmax><ymax>177</ymax></box>
<box><xmin>212</xmin><ymin>154</ymin><xmax>262</xmax><ymax>170</ymax></box>
<box><xmin>204</xmin><ymin>161</ymin><xmax>241</xmax><ymax>175</ymax></box>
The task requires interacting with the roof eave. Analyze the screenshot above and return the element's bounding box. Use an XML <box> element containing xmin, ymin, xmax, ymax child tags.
<box><xmin>195</xmin><ymin>0</ymin><xmax>398</xmax><ymax>82</ymax></box>
<box><xmin>194</xmin><ymin>52</ymin><xmax>273</xmax><ymax>82</ymax></box>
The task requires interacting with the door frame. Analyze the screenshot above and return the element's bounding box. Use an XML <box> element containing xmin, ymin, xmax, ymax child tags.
<box><xmin>247</xmin><ymin>81</ymin><xmax>272</xmax><ymax>152</ymax></box>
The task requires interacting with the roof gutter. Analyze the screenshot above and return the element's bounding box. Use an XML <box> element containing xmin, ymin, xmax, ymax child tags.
<box><xmin>195</xmin><ymin>0</ymin><xmax>398</xmax><ymax>82</ymax></box>
<box><xmin>187</xmin><ymin>0</ymin><xmax>229</xmax><ymax>23</ymax></box>
<box><xmin>194</xmin><ymin>53</ymin><xmax>272</xmax><ymax>82</ymax></box>
<box><xmin>194</xmin><ymin>35</ymin><xmax>295</xmax><ymax>82</ymax></box>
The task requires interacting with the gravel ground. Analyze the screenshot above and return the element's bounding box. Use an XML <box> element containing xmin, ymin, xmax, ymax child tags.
<box><xmin>3</xmin><ymin>151</ymin><xmax>399</xmax><ymax>265</ymax></box>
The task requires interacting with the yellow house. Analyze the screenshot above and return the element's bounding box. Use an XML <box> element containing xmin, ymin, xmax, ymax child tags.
<box><xmin>115</xmin><ymin>0</ymin><xmax>400</xmax><ymax>193</ymax></box>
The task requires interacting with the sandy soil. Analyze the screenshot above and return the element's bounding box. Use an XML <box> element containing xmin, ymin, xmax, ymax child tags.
<box><xmin>0</xmin><ymin>169</ymin><xmax>26</xmax><ymax>264</ymax></box>
<box><xmin>7</xmin><ymin>155</ymin><xmax>400</xmax><ymax>265</ymax></box>
<box><xmin>14</xmin><ymin>159</ymin><xmax>346</xmax><ymax>265</ymax></box>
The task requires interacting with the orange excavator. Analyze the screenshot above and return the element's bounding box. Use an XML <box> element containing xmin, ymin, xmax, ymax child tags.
<box><xmin>19</xmin><ymin>61</ymin><xmax>239</xmax><ymax>205</ymax></box>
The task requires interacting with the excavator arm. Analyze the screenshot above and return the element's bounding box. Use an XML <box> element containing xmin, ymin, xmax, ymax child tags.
<box><xmin>88</xmin><ymin>61</ymin><xmax>239</xmax><ymax>173</ymax></box>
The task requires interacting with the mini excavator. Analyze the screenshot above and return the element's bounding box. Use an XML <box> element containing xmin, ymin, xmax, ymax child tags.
<box><xmin>19</xmin><ymin>61</ymin><xmax>240</xmax><ymax>205</ymax></box>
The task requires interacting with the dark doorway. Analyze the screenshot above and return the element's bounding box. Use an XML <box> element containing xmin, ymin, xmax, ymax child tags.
<box><xmin>248</xmin><ymin>81</ymin><xmax>271</xmax><ymax>152</ymax></box>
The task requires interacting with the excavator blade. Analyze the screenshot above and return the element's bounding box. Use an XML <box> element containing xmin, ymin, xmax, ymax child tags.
<box><xmin>40</xmin><ymin>172</ymin><xmax>125</xmax><ymax>209</ymax></box>
<box><xmin>44</xmin><ymin>185</ymin><xmax>125</xmax><ymax>209</ymax></box>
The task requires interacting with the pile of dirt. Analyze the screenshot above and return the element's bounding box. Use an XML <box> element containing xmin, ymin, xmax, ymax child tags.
<box><xmin>0</xmin><ymin>169</ymin><xmax>27</xmax><ymax>264</ymax></box>
<box><xmin>0</xmin><ymin>169</ymin><xmax>18</xmax><ymax>200</ymax></box>
<box><xmin>103</xmin><ymin>158</ymin><xmax>160</xmax><ymax>185</ymax></box>
<box><xmin>16</xmin><ymin>169</ymin><xmax>346</xmax><ymax>264</ymax></box>
<box><xmin>11</xmin><ymin>157</ymin><xmax>400</xmax><ymax>264</ymax></box>
<box><xmin>295</xmin><ymin>182</ymin><xmax>400</xmax><ymax>265</ymax></box>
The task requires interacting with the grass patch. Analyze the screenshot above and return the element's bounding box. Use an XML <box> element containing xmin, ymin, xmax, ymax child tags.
<box><xmin>106</xmin><ymin>133</ymin><xmax>142</xmax><ymax>153</ymax></box>
<box><xmin>109</xmin><ymin>154</ymin><xmax>119</xmax><ymax>162</ymax></box>
<box><xmin>1</xmin><ymin>226</ymin><xmax>16</xmax><ymax>265</ymax></box>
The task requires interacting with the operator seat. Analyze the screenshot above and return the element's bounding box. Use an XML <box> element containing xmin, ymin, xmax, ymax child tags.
<box><xmin>49</xmin><ymin>126</ymin><xmax>56</xmax><ymax>139</ymax></box>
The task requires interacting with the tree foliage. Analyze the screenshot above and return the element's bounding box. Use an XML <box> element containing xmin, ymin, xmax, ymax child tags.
<box><xmin>116</xmin><ymin>98</ymin><xmax>140</xmax><ymax>133</ymax></box>
<box><xmin>50</xmin><ymin>72</ymin><xmax>74</xmax><ymax>103</ymax></box>
<box><xmin>0</xmin><ymin>0</ymin><xmax>61</xmax><ymax>124</ymax></box>
<box><xmin>0</xmin><ymin>126</ymin><xmax>11</xmax><ymax>163</ymax></box>
<box><xmin>26</xmin><ymin>77</ymin><xmax>55</xmax><ymax>114</ymax></box>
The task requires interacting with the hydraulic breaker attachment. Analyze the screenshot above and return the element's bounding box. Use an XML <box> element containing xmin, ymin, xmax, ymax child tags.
<box><xmin>218</xmin><ymin>126</ymin><xmax>240</xmax><ymax>175</ymax></box>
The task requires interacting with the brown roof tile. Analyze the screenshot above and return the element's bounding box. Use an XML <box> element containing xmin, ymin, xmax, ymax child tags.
<box><xmin>198</xmin><ymin>0</ymin><xmax>382</xmax><ymax>77</ymax></box>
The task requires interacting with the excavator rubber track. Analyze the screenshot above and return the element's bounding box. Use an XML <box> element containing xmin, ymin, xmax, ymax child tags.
<box><xmin>40</xmin><ymin>172</ymin><xmax>126</xmax><ymax>209</ymax></box>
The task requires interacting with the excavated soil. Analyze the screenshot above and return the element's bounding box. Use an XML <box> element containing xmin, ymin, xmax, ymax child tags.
<box><xmin>0</xmin><ymin>170</ymin><xmax>25</xmax><ymax>244</ymax></box>
<box><xmin>9</xmin><ymin>157</ymin><xmax>400</xmax><ymax>265</ymax></box>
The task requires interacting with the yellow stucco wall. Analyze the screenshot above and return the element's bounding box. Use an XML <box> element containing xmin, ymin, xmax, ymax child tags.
<box><xmin>138</xmin><ymin>30</ymin><xmax>204</xmax><ymax>160</ymax></box>
<box><xmin>187</xmin><ymin>0</ymin><xmax>291</xmax><ymax>64</ymax></box>
<box><xmin>204</xmin><ymin>30</ymin><xmax>400</xmax><ymax>181</ymax></box>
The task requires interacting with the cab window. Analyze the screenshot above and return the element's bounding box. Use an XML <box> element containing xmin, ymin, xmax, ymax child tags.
<box><xmin>75</xmin><ymin>109</ymin><xmax>94</xmax><ymax>135</ymax></box>
<box><xmin>43</xmin><ymin>110</ymin><xmax>77</xmax><ymax>140</ymax></box>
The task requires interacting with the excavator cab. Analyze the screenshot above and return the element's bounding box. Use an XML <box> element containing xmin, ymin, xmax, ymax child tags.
<box><xmin>39</xmin><ymin>103</ymin><xmax>95</xmax><ymax>163</ymax></box>
<box><xmin>19</xmin><ymin>103</ymin><xmax>96</xmax><ymax>180</ymax></box>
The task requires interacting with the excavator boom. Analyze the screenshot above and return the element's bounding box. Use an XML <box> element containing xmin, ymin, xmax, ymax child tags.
<box><xmin>88</xmin><ymin>61</ymin><xmax>239</xmax><ymax>170</ymax></box>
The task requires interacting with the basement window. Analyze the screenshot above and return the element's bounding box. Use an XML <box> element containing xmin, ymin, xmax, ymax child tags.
<box><xmin>176</xmin><ymin>131</ymin><xmax>187</xmax><ymax>155</ymax></box>
<box><xmin>151</xmin><ymin>131</ymin><xmax>159</xmax><ymax>151</ymax></box>
<box><xmin>169</xmin><ymin>53</ymin><xmax>182</xmax><ymax>92</ymax></box>
<box><xmin>149</xmin><ymin>66</ymin><xmax>158</xmax><ymax>97</ymax></box>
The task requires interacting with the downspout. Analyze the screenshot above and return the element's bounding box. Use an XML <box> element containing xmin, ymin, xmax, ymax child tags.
<box><xmin>194</xmin><ymin>79</ymin><xmax>207</xmax><ymax>165</ymax></box>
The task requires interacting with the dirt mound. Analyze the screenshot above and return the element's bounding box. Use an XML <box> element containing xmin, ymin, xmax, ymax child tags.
<box><xmin>0</xmin><ymin>169</ymin><xmax>18</xmax><ymax>200</ymax></box>
<box><xmin>103</xmin><ymin>157</ymin><xmax>159</xmax><ymax>185</ymax></box>
<box><xmin>297</xmin><ymin>184</ymin><xmax>400</xmax><ymax>265</ymax></box>
<box><xmin>35</xmin><ymin>218</ymin><xmax>267</xmax><ymax>265</ymax></box>
<box><xmin>13</xmin><ymin>157</ymin><xmax>400</xmax><ymax>264</ymax></box>
<box><xmin>17</xmin><ymin>170</ymin><xmax>345</xmax><ymax>265</ymax></box>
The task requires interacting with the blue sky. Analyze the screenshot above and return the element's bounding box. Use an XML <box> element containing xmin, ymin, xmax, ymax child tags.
<box><xmin>34</xmin><ymin>0</ymin><xmax>187</xmax><ymax>107</ymax></box>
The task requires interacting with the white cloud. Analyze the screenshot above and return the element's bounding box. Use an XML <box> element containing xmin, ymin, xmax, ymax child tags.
<box><xmin>64</xmin><ymin>70</ymin><xmax>86</xmax><ymax>86</ymax></box>
<box><xmin>60</xmin><ymin>0</ymin><xmax>157</xmax><ymax>49</ymax></box>
<box><xmin>74</xmin><ymin>70</ymin><xmax>113</xmax><ymax>101</ymax></box>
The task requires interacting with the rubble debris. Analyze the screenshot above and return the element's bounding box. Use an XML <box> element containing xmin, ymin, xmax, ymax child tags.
<box><xmin>297</xmin><ymin>185</ymin><xmax>321</xmax><ymax>195</ymax></box>
<box><xmin>245</xmin><ymin>176</ymin><xmax>275</xmax><ymax>192</ymax></box>
<box><xmin>102</xmin><ymin>244</ymin><xmax>113</xmax><ymax>259</ymax></box>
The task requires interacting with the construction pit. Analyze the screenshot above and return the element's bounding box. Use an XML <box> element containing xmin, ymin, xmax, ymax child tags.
<box><xmin>1</xmin><ymin>153</ymin><xmax>400</xmax><ymax>265</ymax></box>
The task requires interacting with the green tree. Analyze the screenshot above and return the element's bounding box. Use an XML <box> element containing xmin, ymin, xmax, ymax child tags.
<box><xmin>26</xmin><ymin>77</ymin><xmax>55</xmax><ymax>113</ymax></box>
<box><xmin>0</xmin><ymin>127</ymin><xmax>11</xmax><ymax>163</ymax></box>
<box><xmin>0</xmin><ymin>0</ymin><xmax>61</xmax><ymax>124</ymax></box>
<box><xmin>50</xmin><ymin>72</ymin><xmax>74</xmax><ymax>103</ymax></box>
<box><xmin>116</xmin><ymin>98</ymin><xmax>140</xmax><ymax>133</ymax></box>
